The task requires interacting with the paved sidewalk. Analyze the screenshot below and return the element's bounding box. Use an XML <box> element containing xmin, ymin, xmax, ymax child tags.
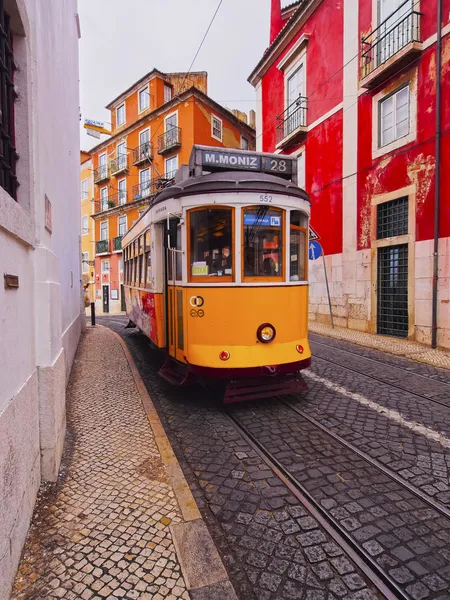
<box><xmin>11</xmin><ymin>325</ymin><xmax>235</xmax><ymax>600</ymax></box>
<box><xmin>310</xmin><ymin>321</ymin><xmax>450</xmax><ymax>369</ymax></box>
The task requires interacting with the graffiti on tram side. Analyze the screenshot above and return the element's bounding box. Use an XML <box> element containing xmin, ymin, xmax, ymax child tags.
<box><xmin>128</xmin><ymin>289</ymin><xmax>158</xmax><ymax>343</ymax></box>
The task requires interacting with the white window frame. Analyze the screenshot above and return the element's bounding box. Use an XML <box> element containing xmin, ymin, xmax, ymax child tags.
<box><xmin>99</xmin><ymin>152</ymin><xmax>107</xmax><ymax>179</ymax></box>
<box><xmin>100</xmin><ymin>186</ymin><xmax>108</xmax><ymax>211</ymax></box>
<box><xmin>101</xmin><ymin>260</ymin><xmax>110</xmax><ymax>273</ymax></box>
<box><xmin>100</xmin><ymin>220</ymin><xmax>108</xmax><ymax>241</ymax></box>
<box><xmin>211</xmin><ymin>115</ymin><xmax>223</xmax><ymax>142</ymax></box>
<box><xmin>139</xmin><ymin>127</ymin><xmax>150</xmax><ymax>147</ymax></box>
<box><xmin>138</xmin><ymin>85</ymin><xmax>150</xmax><ymax>113</ymax></box>
<box><xmin>372</xmin><ymin>73</ymin><xmax>417</xmax><ymax>160</ymax></box>
<box><xmin>118</xmin><ymin>178</ymin><xmax>127</xmax><ymax>205</ymax></box>
<box><xmin>116</xmin><ymin>103</ymin><xmax>126</xmax><ymax>127</ymax></box>
<box><xmin>139</xmin><ymin>168</ymin><xmax>151</xmax><ymax>197</ymax></box>
<box><xmin>164</xmin><ymin>111</ymin><xmax>178</xmax><ymax>132</ymax></box>
<box><xmin>165</xmin><ymin>155</ymin><xmax>178</xmax><ymax>179</ymax></box>
<box><xmin>81</xmin><ymin>215</ymin><xmax>89</xmax><ymax>236</ymax></box>
<box><xmin>82</xmin><ymin>252</ymin><xmax>89</xmax><ymax>273</ymax></box>
<box><xmin>118</xmin><ymin>214</ymin><xmax>127</xmax><ymax>237</ymax></box>
<box><xmin>81</xmin><ymin>179</ymin><xmax>88</xmax><ymax>200</ymax></box>
<box><xmin>164</xmin><ymin>84</ymin><xmax>172</xmax><ymax>103</ymax></box>
<box><xmin>379</xmin><ymin>85</ymin><xmax>410</xmax><ymax>147</ymax></box>
<box><xmin>240</xmin><ymin>136</ymin><xmax>249</xmax><ymax>150</ymax></box>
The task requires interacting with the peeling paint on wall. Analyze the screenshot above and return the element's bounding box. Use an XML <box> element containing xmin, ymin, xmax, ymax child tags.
<box><xmin>407</xmin><ymin>154</ymin><xmax>436</xmax><ymax>205</ymax></box>
<box><xmin>359</xmin><ymin>158</ymin><xmax>392</xmax><ymax>247</ymax></box>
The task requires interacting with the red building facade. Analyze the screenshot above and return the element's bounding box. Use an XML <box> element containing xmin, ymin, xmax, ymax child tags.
<box><xmin>250</xmin><ymin>0</ymin><xmax>450</xmax><ymax>348</ymax></box>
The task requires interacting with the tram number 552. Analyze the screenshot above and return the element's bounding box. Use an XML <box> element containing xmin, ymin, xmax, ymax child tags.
<box><xmin>260</xmin><ymin>194</ymin><xmax>272</xmax><ymax>203</ymax></box>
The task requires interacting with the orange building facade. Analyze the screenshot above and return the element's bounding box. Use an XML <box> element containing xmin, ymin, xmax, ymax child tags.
<box><xmin>89</xmin><ymin>69</ymin><xmax>255</xmax><ymax>313</ymax></box>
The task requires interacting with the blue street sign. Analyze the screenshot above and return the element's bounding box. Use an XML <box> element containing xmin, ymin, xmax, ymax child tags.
<box><xmin>309</xmin><ymin>240</ymin><xmax>323</xmax><ymax>261</ymax></box>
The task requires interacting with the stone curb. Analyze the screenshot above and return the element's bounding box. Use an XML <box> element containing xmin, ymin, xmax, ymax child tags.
<box><xmin>105</xmin><ymin>326</ymin><xmax>239</xmax><ymax>600</ymax></box>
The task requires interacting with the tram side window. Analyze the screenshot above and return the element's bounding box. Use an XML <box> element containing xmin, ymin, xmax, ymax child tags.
<box><xmin>189</xmin><ymin>208</ymin><xmax>233</xmax><ymax>278</ymax></box>
<box><xmin>290</xmin><ymin>211</ymin><xmax>307</xmax><ymax>281</ymax></box>
<box><xmin>243</xmin><ymin>208</ymin><xmax>283</xmax><ymax>278</ymax></box>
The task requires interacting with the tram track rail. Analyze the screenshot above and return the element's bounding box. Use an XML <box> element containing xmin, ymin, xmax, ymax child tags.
<box><xmin>218</xmin><ymin>394</ymin><xmax>450</xmax><ymax>600</ymax></box>
<box><xmin>310</xmin><ymin>339</ymin><xmax>450</xmax><ymax>411</ymax></box>
<box><xmin>221</xmin><ymin>407</ymin><xmax>407</xmax><ymax>600</ymax></box>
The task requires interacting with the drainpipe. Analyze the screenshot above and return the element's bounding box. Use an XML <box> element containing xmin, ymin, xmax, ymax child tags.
<box><xmin>431</xmin><ymin>0</ymin><xmax>442</xmax><ymax>349</ymax></box>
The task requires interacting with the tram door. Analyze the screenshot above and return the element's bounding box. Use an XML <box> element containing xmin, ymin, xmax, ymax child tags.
<box><xmin>166</xmin><ymin>220</ymin><xmax>184</xmax><ymax>362</ymax></box>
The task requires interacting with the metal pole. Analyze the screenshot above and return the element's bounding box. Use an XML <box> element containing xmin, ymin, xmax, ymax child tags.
<box><xmin>90</xmin><ymin>301</ymin><xmax>96</xmax><ymax>326</ymax></box>
<box><xmin>431</xmin><ymin>0</ymin><xmax>443</xmax><ymax>349</ymax></box>
<box><xmin>322</xmin><ymin>250</ymin><xmax>334</xmax><ymax>329</ymax></box>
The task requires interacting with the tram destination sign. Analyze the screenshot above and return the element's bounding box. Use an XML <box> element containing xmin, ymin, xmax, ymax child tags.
<box><xmin>200</xmin><ymin>150</ymin><xmax>293</xmax><ymax>177</ymax></box>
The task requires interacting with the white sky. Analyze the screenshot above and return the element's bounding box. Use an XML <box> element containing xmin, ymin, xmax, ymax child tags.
<box><xmin>78</xmin><ymin>0</ymin><xmax>276</xmax><ymax>151</ymax></box>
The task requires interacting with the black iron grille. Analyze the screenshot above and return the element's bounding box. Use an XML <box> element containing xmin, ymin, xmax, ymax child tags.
<box><xmin>377</xmin><ymin>197</ymin><xmax>408</xmax><ymax>239</ymax></box>
<box><xmin>377</xmin><ymin>244</ymin><xmax>408</xmax><ymax>338</ymax></box>
<box><xmin>0</xmin><ymin>2</ymin><xmax>18</xmax><ymax>200</ymax></box>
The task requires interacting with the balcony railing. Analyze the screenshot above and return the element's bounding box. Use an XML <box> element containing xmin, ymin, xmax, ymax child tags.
<box><xmin>110</xmin><ymin>154</ymin><xmax>129</xmax><ymax>175</ymax></box>
<box><xmin>132</xmin><ymin>177</ymin><xmax>167</xmax><ymax>201</ymax></box>
<box><xmin>94</xmin><ymin>165</ymin><xmax>110</xmax><ymax>184</ymax></box>
<box><xmin>276</xmin><ymin>97</ymin><xmax>308</xmax><ymax>147</ymax></box>
<box><xmin>113</xmin><ymin>236</ymin><xmax>122</xmax><ymax>251</ymax></box>
<box><xmin>94</xmin><ymin>192</ymin><xmax>128</xmax><ymax>213</ymax></box>
<box><xmin>96</xmin><ymin>239</ymin><xmax>110</xmax><ymax>254</ymax></box>
<box><xmin>158</xmin><ymin>126</ymin><xmax>181</xmax><ymax>154</ymax></box>
<box><xmin>361</xmin><ymin>3</ymin><xmax>422</xmax><ymax>83</ymax></box>
<box><xmin>133</xmin><ymin>142</ymin><xmax>153</xmax><ymax>165</ymax></box>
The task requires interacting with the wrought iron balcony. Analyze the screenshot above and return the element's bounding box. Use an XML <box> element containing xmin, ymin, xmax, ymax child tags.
<box><xmin>132</xmin><ymin>177</ymin><xmax>166</xmax><ymax>201</ymax></box>
<box><xmin>94</xmin><ymin>165</ymin><xmax>110</xmax><ymax>184</ymax></box>
<box><xmin>96</xmin><ymin>239</ymin><xmax>110</xmax><ymax>254</ymax></box>
<box><xmin>158</xmin><ymin>126</ymin><xmax>181</xmax><ymax>155</ymax></box>
<box><xmin>276</xmin><ymin>97</ymin><xmax>308</xmax><ymax>148</ymax></box>
<box><xmin>133</xmin><ymin>142</ymin><xmax>153</xmax><ymax>165</ymax></box>
<box><xmin>110</xmin><ymin>154</ymin><xmax>129</xmax><ymax>175</ymax></box>
<box><xmin>94</xmin><ymin>191</ymin><xmax>128</xmax><ymax>213</ymax></box>
<box><xmin>361</xmin><ymin>2</ymin><xmax>422</xmax><ymax>88</ymax></box>
<box><xmin>113</xmin><ymin>236</ymin><xmax>122</xmax><ymax>251</ymax></box>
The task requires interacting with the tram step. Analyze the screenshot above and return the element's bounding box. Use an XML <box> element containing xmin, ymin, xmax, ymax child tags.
<box><xmin>224</xmin><ymin>375</ymin><xmax>308</xmax><ymax>404</ymax></box>
<box><xmin>158</xmin><ymin>357</ymin><xmax>195</xmax><ymax>387</ymax></box>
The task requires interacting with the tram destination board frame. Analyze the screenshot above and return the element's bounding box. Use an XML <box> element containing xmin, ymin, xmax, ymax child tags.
<box><xmin>189</xmin><ymin>145</ymin><xmax>298</xmax><ymax>183</ymax></box>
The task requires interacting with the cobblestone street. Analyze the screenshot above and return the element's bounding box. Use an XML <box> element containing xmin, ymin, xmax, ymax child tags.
<box><xmin>98</xmin><ymin>316</ymin><xmax>450</xmax><ymax>600</ymax></box>
<box><xmin>12</xmin><ymin>326</ymin><xmax>190</xmax><ymax>600</ymax></box>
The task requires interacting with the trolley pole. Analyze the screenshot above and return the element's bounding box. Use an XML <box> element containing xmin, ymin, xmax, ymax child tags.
<box><xmin>322</xmin><ymin>251</ymin><xmax>334</xmax><ymax>329</ymax></box>
<box><xmin>90</xmin><ymin>302</ymin><xmax>96</xmax><ymax>326</ymax></box>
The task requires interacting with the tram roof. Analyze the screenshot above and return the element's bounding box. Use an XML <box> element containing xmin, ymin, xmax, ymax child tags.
<box><xmin>151</xmin><ymin>170</ymin><xmax>310</xmax><ymax>206</ymax></box>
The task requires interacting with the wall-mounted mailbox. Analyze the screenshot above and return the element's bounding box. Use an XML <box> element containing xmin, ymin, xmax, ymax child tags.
<box><xmin>4</xmin><ymin>274</ymin><xmax>19</xmax><ymax>288</ymax></box>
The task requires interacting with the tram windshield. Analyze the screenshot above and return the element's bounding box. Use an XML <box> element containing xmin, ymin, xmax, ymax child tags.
<box><xmin>189</xmin><ymin>208</ymin><xmax>233</xmax><ymax>278</ymax></box>
<box><xmin>243</xmin><ymin>207</ymin><xmax>283</xmax><ymax>278</ymax></box>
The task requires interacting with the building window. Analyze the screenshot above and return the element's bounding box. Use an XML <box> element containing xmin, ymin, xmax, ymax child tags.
<box><xmin>81</xmin><ymin>179</ymin><xmax>88</xmax><ymax>200</ymax></box>
<box><xmin>119</xmin><ymin>257</ymin><xmax>123</xmax><ymax>274</ymax></box>
<box><xmin>189</xmin><ymin>208</ymin><xmax>233</xmax><ymax>280</ymax></box>
<box><xmin>377</xmin><ymin>196</ymin><xmax>408</xmax><ymax>239</ymax></box>
<box><xmin>118</xmin><ymin>214</ymin><xmax>127</xmax><ymax>237</ymax></box>
<box><xmin>212</xmin><ymin>115</ymin><xmax>223</xmax><ymax>141</ymax></box>
<box><xmin>0</xmin><ymin>5</ymin><xmax>17</xmax><ymax>201</ymax></box>
<box><xmin>164</xmin><ymin>84</ymin><xmax>172</xmax><ymax>103</ymax></box>
<box><xmin>116</xmin><ymin>103</ymin><xmax>125</xmax><ymax>127</ymax></box>
<box><xmin>100</xmin><ymin>221</ymin><xmax>108</xmax><ymax>241</ymax></box>
<box><xmin>99</xmin><ymin>153</ymin><xmax>108</xmax><ymax>180</ymax></box>
<box><xmin>81</xmin><ymin>215</ymin><xmax>89</xmax><ymax>236</ymax></box>
<box><xmin>118</xmin><ymin>179</ymin><xmax>126</xmax><ymax>205</ymax></box>
<box><xmin>100</xmin><ymin>187</ymin><xmax>108</xmax><ymax>211</ymax></box>
<box><xmin>241</xmin><ymin>136</ymin><xmax>249</xmax><ymax>150</ymax></box>
<box><xmin>82</xmin><ymin>252</ymin><xmax>89</xmax><ymax>273</ymax></box>
<box><xmin>379</xmin><ymin>85</ymin><xmax>409</xmax><ymax>148</ymax></box>
<box><xmin>139</xmin><ymin>168</ymin><xmax>151</xmax><ymax>197</ymax></box>
<box><xmin>165</xmin><ymin>155</ymin><xmax>178</xmax><ymax>179</ymax></box>
<box><xmin>139</xmin><ymin>86</ymin><xmax>149</xmax><ymax>112</ymax></box>
<box><xmin>102</xmin><ymin>260</ymin><xmax>110</xmax><ymax>273</ymax></box>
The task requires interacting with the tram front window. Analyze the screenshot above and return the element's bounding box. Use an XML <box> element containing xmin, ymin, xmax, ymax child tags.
<box><xmin>290</xmin><ymin>210</ymin><xmax>308</xmax><ymax>281</ymax></box>
<box><xmin>189</xmin><ymin>208</ymin><xmax>233</xmax><ymax>279</ymax></box>
<box><xmin>243</xmin><ymin>207</ymin><xmax>283</xmax><ymax>278</ymax></box>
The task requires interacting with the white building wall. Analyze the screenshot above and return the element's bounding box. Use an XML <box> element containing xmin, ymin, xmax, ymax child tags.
<box><xmin>0</xmin><ymin>1</ymin><xmax>81</xmax><ymax>597</ymax></box>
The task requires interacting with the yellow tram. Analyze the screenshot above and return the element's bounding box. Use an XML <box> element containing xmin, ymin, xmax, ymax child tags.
<box><xmin>122</xmin><ymin>146</ymin><xmax>311</xmax><ymax>402</ymax></box>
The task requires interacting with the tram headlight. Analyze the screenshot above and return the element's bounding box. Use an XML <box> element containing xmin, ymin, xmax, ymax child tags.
<box><xmin>257</xmin><ymin>323</ymin><xmax>276</xmax><ymax>343</ymax></box>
